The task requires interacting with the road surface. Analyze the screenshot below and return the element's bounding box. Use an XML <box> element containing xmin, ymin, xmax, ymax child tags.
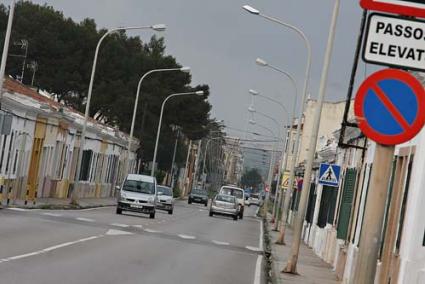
<box><xmin>0</xmin><ymin>200</ymin><xmax>263</xmax><ymax>284</ymax></box>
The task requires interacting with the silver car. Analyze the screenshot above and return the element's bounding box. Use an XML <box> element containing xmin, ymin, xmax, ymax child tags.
<box><xmin>156</xmin><ymin>185</ymin><xmax>174</xmax><ymax>214</ymax></box>
<box><xmin>209</xmin><ymin>194</ymin><xmax>238</xmax><ymax>221</ymax></box>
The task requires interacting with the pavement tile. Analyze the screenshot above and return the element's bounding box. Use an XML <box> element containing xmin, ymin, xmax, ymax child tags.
<box><xmin>267</xmin><ymin>219</ymin><xmax>340</xmax><ymax>284</ymax></box>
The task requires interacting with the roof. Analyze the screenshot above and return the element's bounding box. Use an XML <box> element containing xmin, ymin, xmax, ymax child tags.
<box><xmin>126</xmin><ymin>174</ymin><xmax>156</xmax><ymax>183</ymax></box>
<box><xmin>3</xmin><ymin>78</ymin><xmax>138</xmax><ymax>147</ymax></box>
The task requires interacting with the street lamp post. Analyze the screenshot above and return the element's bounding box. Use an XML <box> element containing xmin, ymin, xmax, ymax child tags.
<box><xmin>151</xmin><ymin>91</ymin><xmax>204</xmax><ymax>177</ymax></box>
<box><xmin>0</xmin><ymin>0</ymin><xmax>15</xmax><ymax>110</ymax></box>
<box><xmin>125</xmin><ymin>66</ymin><xmax>191</xmax><ymax>176</ymax></box>
<box><xmin>242</xmin><ymin>6</ymin><xmax>312</xmax><ymax>254</ymax></box>
<box><xmin>72</xmin><ymin>24</ymin><xmax>166</xmax><ymax>203</ymax></box>
<box><xmin>254</xmin><ymin>59</ymin><xmax>299</xmax><ymax>231</ymax></box>
<box><xmin>283</xmin><ymin>0</ymin><xmax>340</xmax><ymax>273</ymax></box>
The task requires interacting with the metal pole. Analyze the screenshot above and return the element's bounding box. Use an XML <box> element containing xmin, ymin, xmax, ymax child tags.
<box><xmin>125</xmin><ymin>68</ymin><xmax>184</xmax><ymax>176</ymax></box>
<box><xmin>354</xmin><ymin>145</ymin><xmax>394</xmax><ymax>283</ymax></box>
<box><xmin>73</xmin><ymin>25</ymin><xmax>157</xmax><ymax>204</ymax></box>
<box><xmin>182</xmin><ymin>140</ymin><xmax>192</xmax><ymax>197</ymax></box>
<box><xmin>0</xmin><ymin>0</ymin><xmax>15</xmax><ymax>110</ymax></box>
<box><xmin>151</xmin><ymin>92</ymin><xmax>200</xmax><ymax>177</ymax></box>
<box><xmin>170</xmin><ymin>129</ymin><xmax>179</xmax><ymax>187</ymax></box>
<box><xmin>284</xmin><ymin>0</ymin><xmax>340</xmax><ymax>273</ymax></box>
<box><xmin>19</xmin><ymin>40</ymin><xmax>28</xmax><ymax>83</ymax></box>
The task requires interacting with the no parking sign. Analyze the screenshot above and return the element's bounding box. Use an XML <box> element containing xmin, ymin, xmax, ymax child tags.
<box><xmin>354</xmin><ymin>69</ymin><xmax>425</xmax><ymax>145</ymax></box>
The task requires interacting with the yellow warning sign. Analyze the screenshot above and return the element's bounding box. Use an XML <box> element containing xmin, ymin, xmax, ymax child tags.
<box><xmin>281</xmin><ymin>171</ymin><xmax>297</xmax><ymax>189</ymax></box>
<box><xmin>281</xmin><ymin>171</ymin><xmax>291</xmax><ymax>189</ymax></box>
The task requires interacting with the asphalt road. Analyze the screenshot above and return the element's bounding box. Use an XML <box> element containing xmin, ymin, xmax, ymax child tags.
<box><xmin>0</xmin><ymin>200</ymin><xmax>263</xmax><ymax>284</ymax></box>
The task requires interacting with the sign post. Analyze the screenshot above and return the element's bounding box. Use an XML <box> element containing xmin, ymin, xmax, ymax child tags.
<box><xmin>363</xmin><ymin>13</ymin><xmax>425</xmax><ymax>72</ymax></box>
<box><xmin>318</xmin><ymin>163</ymin><xmax>341</xmax><ymax>187</ymax></box>
<box><xmin>353</xmin><ymin>69</ymin><xmax>425</xmax><ymax>283</ymax></box>
<box><xmin>360</xmin><ymin>0</ymin><xmax>425</xmax><ymax>18</ymax></box>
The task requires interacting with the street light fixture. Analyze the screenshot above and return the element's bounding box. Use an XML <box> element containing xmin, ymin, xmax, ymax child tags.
<box><xmin>151</xmin><ymin>90</ymin><xmax>204</xmax><ymax>177</ymax></box>
<box><xmin>73</xmin><ymin>24</ymin><xmax>166</xmax><ymax>203</ymax></box>
<box><xmin>125</xmin><ymin>66</ymin><xmax>191</xmax><ymax>176</ymax></box>
<box><xmin>242</xmin><ymin>5</ymin><xmax>312</xmax><ymax>259</ymax></box>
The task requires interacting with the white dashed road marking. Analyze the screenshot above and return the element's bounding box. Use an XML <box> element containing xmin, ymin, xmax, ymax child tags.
<box><xmin>0</xmin><ymin>235</ymin><xmax>103</xmax><ymax>264</ymax></box>
<box><xmin>246</xmin><ymin>246</ymin><xmax>262</xmax><ymax>252</ymax></box>
<box><xmin>7</xmin><ymin>208</ymin><xmax>30</xmax><ymax>212</ymax></box>
<box><xmin>132</xmin><ymin>225</ymin><xmax>143</xmax><ymax>229</ymax></box>
<box><xmin>106</xmin><ymin>229</ymin><xmax>133</xmax><ymax>236</ymax></box>
<box><xmin>76</xmin><ymin>217</ymin><xmax>95</xmax><ymax>222</ymax></box>
<box><xmin>110</xmin><ymin>223</ymin><xmax>129</xmax><ymax>228</ymax></box>
<box><xmin>178</xmin><ymin>234</ymin><xmax>196</xmax><ymax>240</ymax></box>
<box><xmin>144</xmin><ymin>229</ymin><xmax>162</xmax><ymax>233</ymax></box>
<box><xmin>212</xmin><ymin>240</ymin><xmax>230</xmax><ymax>246</ymax></box>
<box><xmin>43</xmin><ymin>212</ymin><xmax>62</xmax><ymax>217</ymax></box>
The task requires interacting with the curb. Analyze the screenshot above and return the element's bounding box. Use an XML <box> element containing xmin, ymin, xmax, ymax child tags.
<box><xmin>262</xmin><ymin>214</ymin><xmax>275</xmax><ymax>284</ymax></box>
<box><xmin>8</xmin><ymin>203</ymin><xmax>116</xmax><ymax>210</ymax></box>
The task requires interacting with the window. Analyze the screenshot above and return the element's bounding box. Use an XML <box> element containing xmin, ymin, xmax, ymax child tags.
<box><xmin>317</xmin><ymin>185</ymin><xmax>338</xmax><ymax>228</ymax></box>
<box><xmin>305</xmin><ymin>183</ymin><xmax>317</xmax><ymax>224</ymax></box>
<box><xmin>0</xmin><ymin>135</ymin><xmax>7</xmax><ymax>172</ymax></box>
<box><xmin>337</xmin><ymin>169</ymin><xmax>357</xmax><ymax>240</ymax></box>
<box><xmin>122</xmin><ymin>179</ymin><xmax>155</xmax><ymax>194</ymax></box>
<box><xmin>80</xmin><ymin>150</ymin><xmax>93</xmax><ymax>181</ymax></box>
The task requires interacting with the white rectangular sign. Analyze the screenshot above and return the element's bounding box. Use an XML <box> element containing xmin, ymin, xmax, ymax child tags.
<box><xmin>363</xmin><ymin>13</ymin><xmax>425</xmax><ymax>72</ymax></box>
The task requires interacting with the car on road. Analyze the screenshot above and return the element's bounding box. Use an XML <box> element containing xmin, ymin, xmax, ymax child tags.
<box><xmin>116</xmin><ymin>174</ymin><xmax>157</xmax><ymax>219</ymax></box>
<box><xmin>156</xmin><ymin>185</ymin><xmax>174</xmax><ymax>214</ymax></box>
<box><xmin>247</xmin><ymin>192</ymin><xmax>261</xmax><ymax>207</ymax></box>
<box><xmin>188</xmin><ymin>188</ymin><xmax>209</xmax><ymax>206</ymax></box>
<box><xmin>209</xmin><ymin>194</ymin><xmax>238</xmax><ymax>220</ymax></box>
<box><xmin>219</xmin><ymin>185</ymin><xmax>245</xmax><ymax>219</ymax></box>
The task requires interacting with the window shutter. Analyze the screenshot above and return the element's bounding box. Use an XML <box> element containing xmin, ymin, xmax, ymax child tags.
<box><xmin>337</xmin><ymin>168</ymin><xmax>357</xmax><ymax>240</ymax></box>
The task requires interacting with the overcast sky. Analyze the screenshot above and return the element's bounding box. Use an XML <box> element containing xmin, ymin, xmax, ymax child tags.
<box><xmin>2</xmin><ymin>0</ymin><xmax>371</xmax><ymax>141</ymax></box>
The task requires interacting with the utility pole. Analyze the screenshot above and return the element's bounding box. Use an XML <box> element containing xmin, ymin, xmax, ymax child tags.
<box><xmin>181</xmin><ymin>140</ymin><xmax>192</xmax><ymax>197</ymax></box>
<box><xmin>284</xmin><ymin>0</ymin><xmax>340</xmax><ymax>273</ymax></box>
<box><xmin>354</xmin><ymin>145</ymin><xmax>395</xmax><ymax>282</ymax></box>
<box><xmin>169</xmin><ymin>128</ymin><xmax>180</xmax><ymax>187</ymax></box>
<box><xmin>0</xmin><ymin>0</ymin><xmax>15</xmax><ymax>110</ymax></box>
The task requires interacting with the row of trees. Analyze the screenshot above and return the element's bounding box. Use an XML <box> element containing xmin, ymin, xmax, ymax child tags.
<box><xmin>0</xmin><ymin>1</ymin><xmax>214</xmax><ymax>171</ymax></box>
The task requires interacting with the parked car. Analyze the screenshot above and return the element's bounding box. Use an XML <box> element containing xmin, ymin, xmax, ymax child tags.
<box><xmin>156</xmin><ymin>185</ymin><xmax>174</xmax><ymax>214</ymax></box>
<box><xmin>209</xmin><ymin>194</ymin><xmax>238</xmax><ymax>220</ymax></box>
<box><xmin>219</xmin><ymin>185</ymin><xmax>245</xmax><ymax>219</ymax></box>
<box><xmin>247</xmin><ymin>192</ymin><xmax>261</xmax><ymax>207</ymax></box>
<box><xmin>188</xmin><ymin>188</ymin><xmax>209</xmax><ymax>206</ymax></box>
<box><xmin>116</xmin><ymin>174</ymin><xmax>157</xmax><ymax>219</ymax></box>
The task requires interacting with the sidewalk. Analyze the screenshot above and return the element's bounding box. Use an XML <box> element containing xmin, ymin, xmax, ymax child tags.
<box><xmin>266</xmin><ymin>217</ymin><xmax>340</xmax><ymax>284</ymax></box>
<box><xmin>7</xmin><ymin>197</ymin><xmax>117</xmax><ymax>209</ymax></box>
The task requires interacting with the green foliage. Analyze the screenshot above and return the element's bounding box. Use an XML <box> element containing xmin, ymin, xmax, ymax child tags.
<box><xmin>173</xmin><ymin>186</ymin><xmax>181</xmax><ymax>198</ymax></box>
<box><xmin>241</xmin><ymin>168</ymin><xmax>263</xmax><ymax>189</ymax></box>
<box><xmin>0</xmin><ymin>1</ymin><xmax>212</xmax><ymax>171</ymax></box>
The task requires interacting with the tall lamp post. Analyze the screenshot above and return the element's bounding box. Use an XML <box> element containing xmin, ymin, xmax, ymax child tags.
<box><xmin>125</xmin><ymin>66</ymin><xmax>191</xmax><ymax>175</ymax></box>
<box><xmin>242</xmin><ymin>6</ymin><xmax>312</xmax><ymax>257</ymax></box>
<box><xmin>254</xmin><ymin>59</ymin><xmax>299</xmax><ymax>231</ymax></box>
<box><xmin>151</xmin><ymin>91</ymin><xmax>204</xmax><ymax>177</ymax></box>
<box><xmin>0</xmin><ymin>0</ymin><xmax>15</xmax><ymax>110</ymax></box>
<box><xmin>73</xmin><ymin>24</ymin><xmax>166</xmax><ymax>203</ymax></box>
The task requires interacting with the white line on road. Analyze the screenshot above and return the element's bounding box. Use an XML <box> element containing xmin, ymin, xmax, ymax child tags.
<box><xmin>212</xmin><ymin>240</ymin><xmax>230</xmax><ymax>246</ymax></box>
<box><xmin>7</xmin><ymin>208</ymin><xmax>29</xmax><ymax>212</ymax></box>
<box><xmin>245</xmin><ymin>246</ymin><xmax>262</xmax><ymax>252</ymax></box>
<box><xmin>132</xmin><ymin>225</ymin><xmax>143</xmax><ymax>229</ymax></box>
<box><xmin>144</xmin><ymin>228</ymin><xmax>162</xmax><ymax>233</ymax></box>
<box><xmin>106</xmin><ymin>229</ymin><xmax>133</xmax><ymax>236</ymax></box>
<box><xmin>178</xmin><ymin>234</ymin><xmax>196</xmax><ymax>240</ymax></box>
<box><xmin>79</xmin><ymin>206</ymin><xmax>114</xmax><ymax>212</ymax></box>
<box><xmin>0</xmin><ymin>235</ymin><xmax>103</xmax><ymax>264</ymax></box>
<box><xmin>110</xmin><ymin>223</ymin><xmax>129</xmax><ymax>228</ymax></box>
<box><xmin>43</xmin><ymin>212</ymin><xmax>62</xmax><ymax>217</ymax></box>
<box><xmin>254</xmin><ymin>255</ymin><xmax>263</xmax><ymax>284</ymax></box>
<box><xmin>76</xmin><ymin>217</ymin><xmax>95</xmax><ymax>222</ymax></box>
<box><xmin>259</xmin><ymin>219</ymin><xmax>264</xmax><ymax>251</ymax></box>
<box><xmin>253</xmin><ymin>219</ymin><xmax>264</xmax><ymax>284</ymax></box>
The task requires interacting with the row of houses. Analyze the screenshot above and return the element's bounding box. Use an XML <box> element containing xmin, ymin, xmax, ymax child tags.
<box><xmin>0</xmin><ymin>78</ymin><xmax>138</xmax><ymax>206</ymax></box>
<box><xmin>279</xmin><ymin>72</ymin><xmax>425</xmax><ymax>284</ymax></box>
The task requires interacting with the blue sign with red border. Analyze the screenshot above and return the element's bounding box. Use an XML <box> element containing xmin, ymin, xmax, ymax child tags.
<box><xmin>354</xmin><ymin>69</ymin><xmax>425</xmax><ymax>145</ymax></box>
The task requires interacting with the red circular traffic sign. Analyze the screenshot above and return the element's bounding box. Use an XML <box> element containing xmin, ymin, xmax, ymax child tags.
<box><xmin>354</xmin><ymin>69</ymin><xmax>425</xmax><ymax>145</ymax></box>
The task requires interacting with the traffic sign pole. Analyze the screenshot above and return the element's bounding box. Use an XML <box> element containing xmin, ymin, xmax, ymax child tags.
<box><xmin>354</xmin><ymin>144</ymin><xmax>395</xmax><ymax>284</ymax></box>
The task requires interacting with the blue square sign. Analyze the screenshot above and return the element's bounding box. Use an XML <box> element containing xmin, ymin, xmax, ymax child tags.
<box><xmin>318</xmin><ymin>163</ymin><xmax>341</xmax><ymax>187</ymax></box>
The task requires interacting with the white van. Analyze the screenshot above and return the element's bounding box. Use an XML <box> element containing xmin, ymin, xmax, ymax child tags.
<box><xmin>219</xmin><ymin>185</ymin><xmax>245</xmax><ymax>219</ymax></box>
<box><xmin>116</xmin><ymin>174</ymin><xmax>157</xmax><ymax>219</ymax></box>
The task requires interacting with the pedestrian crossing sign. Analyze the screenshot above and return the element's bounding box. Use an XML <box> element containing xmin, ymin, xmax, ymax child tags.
<box><xmin>318</xmin><ymin>163</ymin><xmax>341</xmax><ymax>187</ymax></box>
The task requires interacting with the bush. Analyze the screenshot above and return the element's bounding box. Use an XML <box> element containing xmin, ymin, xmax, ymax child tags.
<box><xmin>173</xmin><ymin>186</ymin><xmax>181</xmax><ymax>198</ymax></box>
